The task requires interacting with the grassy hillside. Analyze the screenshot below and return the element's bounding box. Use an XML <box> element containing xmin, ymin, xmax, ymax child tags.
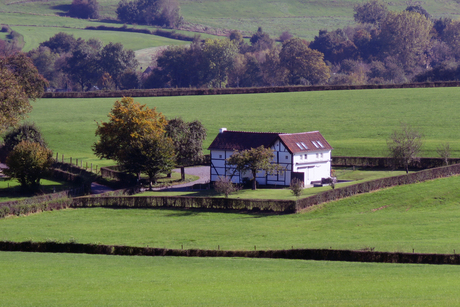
<box><xmin>2</xmin><ymin>252</ymin><xmax>460</xmax><ymax>306</ymax></box>
<box><xmin>2</xmin><ymin>175</ymin><xmax>460</xmax><ymax>253</ymax></box>
<box><xmin>1</xmin><ymin>0</ymin><xmax>460</xmax><ymax>41</ymax></box>
<box><xmin>25</xmin><ymin>87</ymin><xmax>460</xmax><ymax>167</ymax></box>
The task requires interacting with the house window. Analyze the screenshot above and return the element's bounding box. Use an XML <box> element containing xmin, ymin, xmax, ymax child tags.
<box><xmin>304</xmin><ymin>154</ymin><xmax>308</xmax><ymax>160</ymax></box>
<box><xmin>285</xmin><ymin>155</ymin><xmax>289</xmax><ymax>159</ymax></box>
<box><xmin>316</xmin><ymin>153</ymin><xmax>319</xmax><ymax>158</ymax></box>
<box><xmin>219</xmin><ymin>155</ymin><xmax>223</xmax><ymax>159</ymax></box>
<box><xmin>300</xmin><ymin>155</ymin><xmax>303</xmax><ymax>160</ymax></box>
<box><xmin>321</xmin><ymin>153</ymin><xmax>323</xmax><ymax>158</ymax></box>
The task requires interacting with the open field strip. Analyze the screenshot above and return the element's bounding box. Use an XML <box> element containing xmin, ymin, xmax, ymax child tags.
<box><xmin>2</xmin><ymin>175</ymin><xmax>460</xmax><ymax>253</ymax></box>
<box><xmin>26</xmin><ymin>87</ymin><xmax>460</xmax><ymax>167</ymax></box>
<box><xmin>0</xmin><ymin>178</ymin><xmax>75</xmax><ymax>202</ymax></box>
<box><xmin>2</xmin><ymin>251</ymin><xmax>460</xmax><ymax>306</ymax></box>
<box><xmin>14</xmin><ymin>25</ymin><xmax>188</xmax><ymax>52</ymax></box>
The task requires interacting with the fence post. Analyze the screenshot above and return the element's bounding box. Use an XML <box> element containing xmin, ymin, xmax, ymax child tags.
<box><xmin>56</xmin><ymin>152</ymin><xmax>58</xmax><ymax>161</ymax></box>
<box><xmin>91</xmin><ymin>163</ymin><xmax>93</xmax><ymax>172</ymax></box>
<box><xmin>70</xmin><ymin>157</ymin><xmax>72</xmax><ymax>165</ymax></box>
<box><xmin>62</xmin><ymin>154</ymin><xmax>64</xmax><ymax>163</ymax></box>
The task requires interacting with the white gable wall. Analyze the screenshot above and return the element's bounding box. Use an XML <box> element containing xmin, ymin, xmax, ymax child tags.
<box><xmin>293</xmin><ymin>150</ymin><xmax>331</xmax><ymax>185</ymax></box>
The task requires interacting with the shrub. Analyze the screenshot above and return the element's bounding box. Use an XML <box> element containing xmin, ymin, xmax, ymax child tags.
<box><xmin>69</xmin><ymin>0</ymin><xmax>100</xmax><ymax>19</ymax></box>
<box><xmin>289</xmin><ymin>178</ymin><xmax>304</xmax><ymax>197</ymax></box>
<box><xmin>213</xmin><ymin>176</ymin><xmax>240</xmax><ymax>198</ymax></box>
<box><xmin>4</xmin><ymin>140</ymin><xmax>53</xmax><ymax>191</ymax></box>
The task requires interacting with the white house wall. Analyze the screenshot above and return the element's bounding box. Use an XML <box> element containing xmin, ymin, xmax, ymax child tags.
<box><xmin>292</xmin><ymin>150</ymin><xmax>331</xmax><ymax>185</ymax></box>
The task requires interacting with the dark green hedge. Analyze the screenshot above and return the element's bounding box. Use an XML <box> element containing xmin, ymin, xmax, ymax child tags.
<box><xmin>1</xmin><ymin>240</ymin><xmax>459</xmax><ymax>265</ymax></box>
<box><xmin>42</xmin><ymin>81</ymin><xmax>460</xmax><ymax>99</ymax></box>
<box><xmin>71</xmin><ymin>195</ymin><xmax>296</xmax><ymax>213</ymax></box>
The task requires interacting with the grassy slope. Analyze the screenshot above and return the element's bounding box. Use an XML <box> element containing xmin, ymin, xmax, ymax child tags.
<box><xmin>0</xmin><ymin>178</ymin><xmax>74</xmax><ymax>202</ymax></box>
<box><xmin>26</xmin><ymin>87</ymin><xmax>460</xmax><ymax>167</ymax></box>
<box><xmin>2</xmin><ymin>0</ymin><xmax>460</xmax><ymax>41</ymax></box>
<box><xmin>2</xmin><ymin>252</ymin><xmax>460</xmax><ymax>306</ymax></box>
<box><xmin>14</xmin><ymin>26</ymin><xmax>188</xmax><ymax>52</ymax></box>
<box><xmin>2</xmin><ymin>175</ymin><xmax>460</xmax><ymax>253</ymax></box>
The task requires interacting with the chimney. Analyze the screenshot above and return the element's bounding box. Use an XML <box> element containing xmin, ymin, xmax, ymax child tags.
<box><xmin>219</xmin><ymin>128</ymin><xmax>227</xmax><ymax>134</ymax></box>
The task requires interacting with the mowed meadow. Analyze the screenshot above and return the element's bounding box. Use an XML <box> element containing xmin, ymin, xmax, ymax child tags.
<box><xmin>3</xmin><ymin>252</ymin><xmax>460</xmax><ymax>306</ymax></box>
<box><xmin>26</xmin><ymin>87</ymin><xmax>460</xmax><ymax>167</ymax></box>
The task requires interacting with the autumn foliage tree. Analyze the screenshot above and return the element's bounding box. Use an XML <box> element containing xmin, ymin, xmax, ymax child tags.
<box><xmin>280</xmin><ymin>38</ymin><xmax>330</xmax><ymax>85</ymax></box>
<box><xmin>93</xmin><ymin>97</ymin><xmax>171</xmax><ymax>181</ymax></box>
<box><xmin>227</xmin><ymin>146</ymin><xmax>284</xmax><ymax>190</ymax></box>
<box><xmin>0</xmin><ymin>53</ymin><xmax>48</xmax><ymax>134</ymax></box>
<box><xmin>4</xmin><ymin>140</ymin><xmax>53</xmax><ymax>190</ymax></box>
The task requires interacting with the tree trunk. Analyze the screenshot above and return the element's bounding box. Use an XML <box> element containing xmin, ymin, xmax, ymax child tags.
<box><xmin>252</xmin><ymin>170</ymin><xmax>257</xmax><ymax>190</ymax></box>
<box><xmin>181</xmin><ymin>166</ymin><xmax>185</xmax><ymax>181</ymax></box>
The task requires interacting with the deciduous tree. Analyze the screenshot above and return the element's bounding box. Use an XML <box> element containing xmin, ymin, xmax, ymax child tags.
<box><xmin>4</xmin><ymin>140</ymin><xmax>53</xmax><ymax>190</ymax></box>
<box><xmin>165</xmin><ymin>118</ymin><xmax>207</xmax><ymax>181</ymax></box>
<box><xmin>3</xmin><ymin>122</ymin><xmax>46</xmax><ymax>152</ymax></box>
<box><xmin>353</xmin><ymin>0</ymin><xmax>388</xmax><ymax>26</ymax></box>
<box><xmin>227</xmin><ymin>146</ymin><xmax>284</xmax><ymax>190</ymax></box>
<box><xmin>69</xmin><ymin>0</ymin><xmax>100</xmax><ymax>19</ymax></box>
<box><xmin>387</xmin><ymin>123</ymin><xmax>423</xmax><ymax>173</ymax></box>
<box><xmin>100</xmin><ymin>42</ymin><xmax>138</xmax><ymax>89</ymax></box>
<box><xmin>0</xmin><ymin>53</ymin><xmax>48</xmax><ymax>133</ymax></box>
<box><xmin>379</xmin><ymin>11</ymin><xmax>432</xmax><ymax>70</ymax></box>
<box><xmin>280</xmin><ymin>38</ymin><xmax>330</xmax><ymax>85</ymax></box>
<box><xmin>93</xmin><ymin>97</ymin><xmax>169</xmax><ymax>180</ymax></box>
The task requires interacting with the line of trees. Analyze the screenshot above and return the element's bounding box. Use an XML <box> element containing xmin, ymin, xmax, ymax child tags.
<box><xmin>27</xmin><ymin>33</ymin><xmax>138</xmax><ymax>91</ymax></box>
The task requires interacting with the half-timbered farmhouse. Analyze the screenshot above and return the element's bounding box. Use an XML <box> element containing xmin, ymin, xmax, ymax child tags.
<box><xmin>208</xmin><ymin>128</ymin><xmax>333</xmax><ymax>187</ymax></box>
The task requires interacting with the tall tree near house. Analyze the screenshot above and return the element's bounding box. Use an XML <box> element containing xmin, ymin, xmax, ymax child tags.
<box><xmin>120</xmin><ymin>133</ymin><xmax>175</xmax><ymax>189</ymax></box>
<box><xmin>0</xmin><ymin>53</ymin><xmax>48</xmax><ymax>134</ymax></box>
<box><xmin>387</xmin><ymin>123</ymin><xmax>423</xmax><ymax>173</ymax></box>
<box><xmin>226</xmin><ymin>146</ymin><xmax>284</xmax><ymax>190</ymax></box>
<box><xmin>93</xmin><ymin>97</ymin><xmax>169</xmax><ymax>181</ymax></box>
<box><xmin>165</xmin><ymin>118</ymin><xmax>207</xmax><ymax>181</ymax></box>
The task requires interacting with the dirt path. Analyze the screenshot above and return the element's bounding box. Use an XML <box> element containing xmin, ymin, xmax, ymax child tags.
<box><xmin>152</xmin><ymin>166</ymin><xmax>210</xmax><ymax>191</ymax></box>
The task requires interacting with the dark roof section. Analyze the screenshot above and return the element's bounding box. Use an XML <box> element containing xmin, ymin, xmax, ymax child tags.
<box><xmin>208</xmin><ymin>130</ymin><xmax>280</xmax><ymax>151</ymax></box>
<box><xmin>279</xmin><ymin>131</ymin><xmax>333</xmax><ymax>154</ymax></box>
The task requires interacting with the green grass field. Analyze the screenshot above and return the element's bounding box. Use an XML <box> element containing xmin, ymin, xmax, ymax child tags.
<box><xmin>24</xmin><ymin>87</ymin><xmax>460</xmax><ymax>167</ymax></box>
<box><xmin>2</xmin><ymin>175</ymin><xmax>460</xmax><ymax>253</ymax></box>
<box><xmin>2</xmin><ymin>0</ymin><xmax>460</xmax><ymax>40</ymax></box>
<box><xmin>0</xmin><ymin>178</ymin><xmax>76</xmax><ymax>202</ymax></box>
<box><xmin>2</xmin><ymin>251</ymin><xmax>460</xmax><ymax>306</ymax></box>
<box><xmin>14</xmin><ymin>26</ymin><xmax>188</xmax><ymax>52</ymax></box>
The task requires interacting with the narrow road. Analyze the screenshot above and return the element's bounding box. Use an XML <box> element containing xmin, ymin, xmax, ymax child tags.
<box><xmin>152</xmin><ymin>166</ymin><xmax>210</xmax><ymax>191</ymax></box>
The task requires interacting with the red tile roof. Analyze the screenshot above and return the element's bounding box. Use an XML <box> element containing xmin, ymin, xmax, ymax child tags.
<box><xmin>279</xmin><ymin>131</ymin><xmax>333</xmax><ymax>154</ymax></box>
<box><xmin>208</xmin><ymin>130</ymin><xmax>332</xmax><ymax>154</ymax></box>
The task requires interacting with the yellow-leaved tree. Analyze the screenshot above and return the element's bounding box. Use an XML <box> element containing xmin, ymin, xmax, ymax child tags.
<box><xmin>93</xmin><ymin>97</ymin><xmax>175</xmax><ymax>184</ymax></box>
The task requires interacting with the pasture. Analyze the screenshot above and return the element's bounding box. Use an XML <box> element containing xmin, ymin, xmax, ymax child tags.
<box><xmin>2</xmin><ymin>0</ymin><xmax>460</xmax><ymax>40</ymax></box>
<box><xmin>2</xmin><ymin>251</ymin><xmax>460</xmax><ymax>306</ymax></box>
<box><xmin>0</xmin><ymin>178</ymin><xmax>74</xmax><ymax>202</ymax></box>
<box><xmin>25</xmin><ymin>87</ymin><xmax>460</xmax><ymax>168</ymax></box>
<box><xmin>2</xmin><ymin>175</ymin><xmax>460</xmax><ymax>253</ymax></box>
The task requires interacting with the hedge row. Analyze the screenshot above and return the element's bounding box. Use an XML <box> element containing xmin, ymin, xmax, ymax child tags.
<box><xmin>71</xmin><ymin>195</ymin><xmax>296</xmax><ymax>213</ymax></box>
<box><xmin>85</xmin><ymin>25</ymin><xmax>196</xmax><ymax>42</ymax></box>
<box><xmin>296</xmin><ymin>163</ymin><xmax>460</xmax><ymax>211</ymax></box>
<box><xmin>1</xmin><ymin>240</ymin><xmax>459</xmax><ymax>265</ymax></box>
<box><xmin>42</xmin><ymin>81</ymin><xmax>460</xmax><ymax>99</ymax></box>
<box><xmin>332</xmin><ymin>156</ymin><xmax>460</xmax><ymax>169</ymax></box>
<box><xmin>0</xmin><ymin>198</ymin><xmax>72</xmax><ymax>219</ymax></box>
